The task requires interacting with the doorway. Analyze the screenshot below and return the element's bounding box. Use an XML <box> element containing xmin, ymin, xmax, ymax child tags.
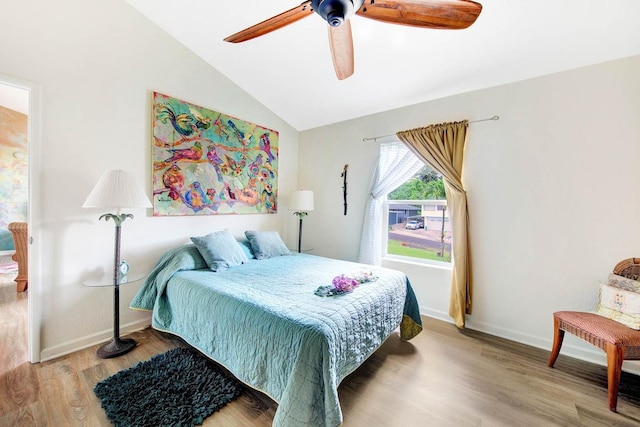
<box><xmin>0</xmin><ymin>75</ymin><xmax>40</xmax><ymax>363</ymax></box>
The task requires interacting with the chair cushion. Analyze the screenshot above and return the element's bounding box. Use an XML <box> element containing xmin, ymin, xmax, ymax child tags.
<box><xmin>554</xmin><ymin>311</ymin><xmax>640</xmax><ymax>348</ymax></box>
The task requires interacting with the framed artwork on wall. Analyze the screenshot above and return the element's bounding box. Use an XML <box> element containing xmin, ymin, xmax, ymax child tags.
<box><xmin>151</xmin><ymin>92</ymin><xmax>279</xmax><ymax>216</ymax></box>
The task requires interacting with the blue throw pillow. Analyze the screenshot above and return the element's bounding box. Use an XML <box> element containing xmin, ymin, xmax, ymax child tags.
<box><xmin>244</xmin><ymin>230</ymin><xmax>291</xmax><ymax>260</ymax></box>
<box><xmin>190</xmin><ymin>230</ymin><xmax>249</xmax><ymax>271</ymax></box>
<box><xmin>236</xmin><ymin>239</ymin><xmax>256</xmax><ymax>260</ymax></box>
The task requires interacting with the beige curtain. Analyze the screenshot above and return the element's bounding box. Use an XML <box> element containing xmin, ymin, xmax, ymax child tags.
<box><xmin>397</xmin><ymin>121</ymin><xmax>471</xmax><ymax>328</ymax></box>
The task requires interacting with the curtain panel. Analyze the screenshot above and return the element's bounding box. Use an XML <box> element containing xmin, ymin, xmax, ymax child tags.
<box><xmin>397</xmin><ymin>121</ymin><xmax>471</xmax><ymax>328</ymax></box>
<box><xmin>358</xmin><ymin>142</ymin><xmax>423</xmax><ymax>266</ymax></box>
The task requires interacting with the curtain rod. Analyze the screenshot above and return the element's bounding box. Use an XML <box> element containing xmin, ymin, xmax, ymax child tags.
<box><xmin>361</xmin><ymin>115</ymin><xmax>500</xmax><ymax>142</ymax></box>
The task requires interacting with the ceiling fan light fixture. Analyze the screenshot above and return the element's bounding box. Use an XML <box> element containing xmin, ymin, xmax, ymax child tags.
<box><xmin>312</xmin><ymin>0</ymin><xmax>364</xmax><ymax>26</ymax></box>
<box><xmin>327</xmin><ymin>11</ymin><xmax>344</xmax><ymax>27</ymax></box>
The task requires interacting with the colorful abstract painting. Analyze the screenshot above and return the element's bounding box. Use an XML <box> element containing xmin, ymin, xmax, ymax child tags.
<box><xmin>152</xmin><ymin>92</ymin><xmax>279</xmax><ymax>216</ymax></box>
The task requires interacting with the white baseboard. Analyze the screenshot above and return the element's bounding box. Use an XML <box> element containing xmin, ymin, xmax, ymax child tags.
<box><xmin>39</xmin><ymin>318</ymin><xmax>150</xmax><ymax>362</ymax></box>
<box><xmin>420</xmin><ymin>306</ymin><xmax>640</xmax><ymax>376</ymax></box>
<box><xmin>420</xmin><ymin>306</ymin><xmax>452</xmax><ymax>324</ymax></box>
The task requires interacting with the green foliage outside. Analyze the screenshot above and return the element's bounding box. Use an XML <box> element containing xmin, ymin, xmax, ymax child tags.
<box><xmin>387</xmin><ymin>239</ymin><xmax>451</xmax><ymax>262</ymax></box>
<box><xmin>389</xmin><ymin>165</ymin><xmax>445</xmax><ymax>200</ymax></box>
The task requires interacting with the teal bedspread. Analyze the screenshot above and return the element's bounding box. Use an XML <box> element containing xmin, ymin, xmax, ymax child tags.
<box><xmin>130</xmin><ymin>244</ymin><xmax>422</xmax><ymax>427</ymax></box>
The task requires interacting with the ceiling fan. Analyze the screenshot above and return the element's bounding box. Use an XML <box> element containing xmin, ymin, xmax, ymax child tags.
<box><xmin>224</xmin><ymin>0</ymin><xmax>483</xmax><ymax>80</ymax></box>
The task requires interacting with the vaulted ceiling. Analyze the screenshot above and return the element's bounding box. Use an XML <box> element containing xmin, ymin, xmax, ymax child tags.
<box><xmin>127</xmin><ymin>0</ymin><xmax>640</xmax><ymax>131</ymax></box>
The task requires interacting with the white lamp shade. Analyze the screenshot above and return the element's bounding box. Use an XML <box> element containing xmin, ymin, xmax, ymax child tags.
<box><xmin>289</xmin><ymin>190</ymin><xmax>314</xmax><ymax>212</ymax></box>
<box><xmin>83</xmin><ymin>170</ymin><xmax>152</xmax><ymax>209</ymax></box>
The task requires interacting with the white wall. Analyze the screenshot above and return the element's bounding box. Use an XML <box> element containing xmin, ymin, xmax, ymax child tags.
<box><xmin>0</xmin><ymin>0</ymin><xmax>300</xmax><ymax>360</ymax></box>
<box><xmin>299</xmin><ymin>56</ymin><xmax>640</xmax><ymax>371</ymax></box>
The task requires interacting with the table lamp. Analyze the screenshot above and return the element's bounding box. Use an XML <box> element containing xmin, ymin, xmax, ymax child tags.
<box><xmin>289</xmin><ymin>190</ymin><xmax>314</xmax><ymax>253</ymax></box>
<box><xmin>83</xmin><ymin>169</ymin><xmax>152</xmax><ymax>358</ymax></box>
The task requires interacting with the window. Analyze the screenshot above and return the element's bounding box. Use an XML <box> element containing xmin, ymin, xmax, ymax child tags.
<box><xmin>385</xmin><ymin>165</ymin><xmax>452</xmax><ymax>263</ymax></box>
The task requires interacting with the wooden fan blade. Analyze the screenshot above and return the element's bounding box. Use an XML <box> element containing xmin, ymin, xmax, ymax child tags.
<box><xmin>356</xmin><ymin>0</ymin><xmax>482</xmax><ymax>30</ymax></box>
<box><xmin>328</xmin><ymin>21</ymin><xmax>355</xmax><ymax>80</ymax></box>
<box><xmin>224</xmin><ymin>1</ymin><xmax>314</xmax><ymax>43</ymax></box>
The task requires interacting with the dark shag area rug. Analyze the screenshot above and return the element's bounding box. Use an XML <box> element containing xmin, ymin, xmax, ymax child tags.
<box><xmin>94</xmin><ymin>347</ymin><xmax>243</xmax><ymax>427</ymax></box>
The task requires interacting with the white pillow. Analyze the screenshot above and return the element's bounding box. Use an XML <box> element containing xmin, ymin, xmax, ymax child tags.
<box><xmin>593</xmin><ymin>283</ymin><xmax>640</xmax><ymax>330</ymax></box>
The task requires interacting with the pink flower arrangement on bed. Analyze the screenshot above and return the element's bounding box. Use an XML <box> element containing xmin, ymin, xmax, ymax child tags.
<box><xmin>315</xmin><ymin>270</ymin><xmax>378</xmax><ymax>297</ymax></box>
<box><xmin>332</xmin><ymin>274</ymin><xmax>360</xmax><ymax>292</ymax></box>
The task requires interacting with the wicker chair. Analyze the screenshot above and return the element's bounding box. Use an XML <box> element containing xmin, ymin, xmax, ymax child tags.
<box><xmin>8</xmin><ymin>222</ymin><xmax>28</xmax><ymax>292</ymax></box>
<box><xmin>548</xmin><ymin>258</ymin><xmax>640</xmax><ymax>412</ymax></box>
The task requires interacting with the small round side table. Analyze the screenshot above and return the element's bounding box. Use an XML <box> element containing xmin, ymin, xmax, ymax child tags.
<box><xmin>83</xmin><ymin>270</ymin><xmax>146</xmax><ymax>358</ymax></box>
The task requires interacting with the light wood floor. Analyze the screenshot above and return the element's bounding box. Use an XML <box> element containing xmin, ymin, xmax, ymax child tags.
<box><xmin>2</xmin><ymin>270</ymin><xmax>640</xmax><ymax>426</ymax></box>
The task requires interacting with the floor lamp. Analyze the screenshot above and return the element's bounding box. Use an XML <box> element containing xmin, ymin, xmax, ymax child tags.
<box><xmin>83</xmin><ymin>170</ymin><xmax>152</xmax><ymax>358</ymax></box>
<box><xmin>290</xmin><ymin>190</ymin><xmax>314</xmax><ymax>253</ymax></box>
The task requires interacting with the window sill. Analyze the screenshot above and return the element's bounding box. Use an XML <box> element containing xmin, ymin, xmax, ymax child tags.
<box><xmin>382</xmin><ymin>254</ymin><xmax>453</xmax><ymax>271</ymax></box>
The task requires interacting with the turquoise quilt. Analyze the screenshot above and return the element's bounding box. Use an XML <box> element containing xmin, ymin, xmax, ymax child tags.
<box><xmin>130</xmin><ymin>244</ymin><xmax>422</xmax><ymax>427</ymax></box>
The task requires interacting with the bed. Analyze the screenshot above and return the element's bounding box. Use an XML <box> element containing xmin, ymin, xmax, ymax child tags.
<box><xmin>130</xmin><ymin>237</ymin><xmax>422</xmax><ymax>427</ymax></box>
